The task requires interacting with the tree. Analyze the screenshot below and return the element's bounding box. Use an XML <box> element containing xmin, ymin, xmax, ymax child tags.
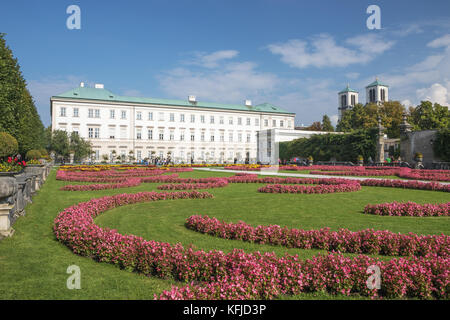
<box><xmin>50</xmin><ymin>130</ymin><xmax>70</xmax><ymax>159</ymax></box>
<box><xmin>408</xmin><ymin>101</ymin><xmax>449</xmax><ymax>131</ymax></box>
<box><xmin>69</xmin><ymin>132</ymin><xmax>92</xmax><ymax>162</ymax></box>
<box><xmin>322</xmin><ymin>115</ymin><xmax>334</xmax><ymax>132</ymax></box>
<box><xmin>433</xmin><ymin>128</ymin><xmax>450</xmax><ymax>161</ymax></box>
<box><xmin>305</xmin><ymin>121</ymin><xmax>323</xmax><ymax>131</ymax></box>
<box><xmin>0</xmin><ymin>33</ymin><xmax>45</xmax><ymax>154</ymax></box>
<box><xmin>336</xmin><ymin>102</ymin><xmax>406</xmax><ymax>138</ymax></box>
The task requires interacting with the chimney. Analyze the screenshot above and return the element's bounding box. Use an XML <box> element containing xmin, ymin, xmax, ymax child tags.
<box><xmin>245</xmin><ymin>99</ymin><xmax>252</xmax><ymax>107</ymax></box>
<box><xmin>80</xmin><ymin>82</ymin><xmax>85</xmax><ymax>87</ymax></box>
<box><xmin>94</xmin><ymin>83</ymin><xmax>104</xmax><ymax>89</ymax></box>
<box><xmin>188</xmin><ymin>95</ymin><xmax>197</xmax><ymax>103</ymax></box>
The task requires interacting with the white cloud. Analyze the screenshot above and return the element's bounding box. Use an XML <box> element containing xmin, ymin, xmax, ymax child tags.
<box><xmin>158</xmin><ymin>61</ymin><xmax>278</xmax><ymax>103</ymax></box>
<box><xmin>401</xmin><ymin>99</ymin><xmax>413</xmax><ymax>107</ymax></box>
<box><xmin>187</xmin><ymin>50</ymin><xmax>239</xmax><ymax>68</ymax></box>
<box><xmin>267</xmin><ymin>33</ymin><xmax>394</xmax><ymax>69</ymax></box>
<box><xmin>427</xmin><ymin>34</ymin><xmax>450</xmax><ymax>48</ymax></box>
<box><xmin>416</xmin><ymin>82</ymin><xmax>450</xmax><ymax>106</ymax></box>
<box><xmin>345</xmin><ymin>72</ymin><xmax>360</xmax><ymax>80</ymax></box>
<box><xmin>330</xmin><ymin>114</ymin><xmax>339</xmax><ymax>127</ymax></box>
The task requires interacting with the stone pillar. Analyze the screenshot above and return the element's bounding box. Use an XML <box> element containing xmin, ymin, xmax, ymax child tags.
<box><xmin>376</xmin><ymin>117</ymin><xmax>385</xmax><ymax>163</ymax></box>
<box><xmin>70</xmin><ymin>152</ymin><xmax>75</xmax><ymax>164</ymax></box>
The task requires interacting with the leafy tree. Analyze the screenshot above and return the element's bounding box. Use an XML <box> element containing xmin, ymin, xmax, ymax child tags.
<box><xmin>50</xmin><ymin>130</ymin><xmax>70</xmax><ymax>159</ymax></box>
<box><xmin>0</xmin><ymin>33</ymin><xmax>45</xmax><ymax>154</ymax></box>
<box><xmin>322</xmin><ymin>115</ymin><xmax>334</xmax><ymax>132</ymax></box>
<box><xmin>408</xmin><ymin>101</ymin><xmax>449</xmax><ymax>130</ymax></box>
<box><xmin>69</xmin><ymin>132</ymin><xmax>93</xmax><ymax>162</ymax></box>
<box><xmin>0</xmin><ymin>132</ymin><xmax>18</xmax><ymax>157</ymax></box>
<box><xmin>305</xmin><ymin>121</ymin><xmax>323</xmax><ymax>131</ymax></box>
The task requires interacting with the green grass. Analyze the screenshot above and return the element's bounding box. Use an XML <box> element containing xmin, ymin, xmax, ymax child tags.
<box><xmin>0</xmin><ymin>168</ymin><xmax>448</xmax><ymax>300</ymax></box>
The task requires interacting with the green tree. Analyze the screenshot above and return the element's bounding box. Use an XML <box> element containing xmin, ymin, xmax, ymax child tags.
<box><xmin>408</xmin><ymin>101</ymin><xmax>449</xmax><ymax>130</ymax></box>
<box><xmin>433</xmin><ymin>128</ymin><xmax>450</xmax><ymax>161</ymax></box>
<box><xmin>69</xmin><ymin>132</ymin><xmax>93</xmax><ymax>162</ymax></box>
<box><xmin>322</xmin><ymin>115</ymin><xmax>334</xmax><ymax>132</ymax></box>
<box><xmin>50</xmin><ymin>130</ymin><xmax>70</xmax><ymax>159</ymax></box>
<box><xmin>0</xmin><ymin>33</ymin><xmax>45</xmax><ymax>154</ymax></box>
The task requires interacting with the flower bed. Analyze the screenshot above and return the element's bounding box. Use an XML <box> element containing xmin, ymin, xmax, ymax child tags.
<box><xmin>258</xmin><ymin>183</ymin><xmax>361</xmax><ymax>194</ymax></box>
<box><xmin>157</xmin><ymin>179</ymin><xmax>228</xmax><ymax>190</ymax></box>
<box><xmin>53</xmin><ymin>192</ymin><xmax>450</xmax><ymax>300</ymax></box>
<box><xmin>360</xmin><ymin>179</ymin><xmax>450</xmax><ymax>192</ymax></box>
<box><xmin>185</xmin><ymin>215</ymin><xmax>449</xmax><ymax>258</ymax></box>
<box><xmin>364</xmin><ymin>201</ymin><xmax>450</xmax><ymax>217</ymax></box>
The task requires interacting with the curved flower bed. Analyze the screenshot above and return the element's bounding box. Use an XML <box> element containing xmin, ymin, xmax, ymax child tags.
<box><xmin>60</xmin><ymin>177</ymin><xmax>143</xmax><ymax>191</ymax></box>
<box><xmin>53</xmin><ymin>192</ymin><xmax>450</xmax><ymax>300</ymax></box>
<box><xmin>360</xmin><ymin>179</ymin><xmax>450</xmax><ymax>192</ymax></box>
<box><xmin>258</xmin><ymin>183</ymin><xmax>361</xmax><ymax>194</ymax></box>
<box><xmin>157</xmin><ymin>179</ymin><xmax>229</xmax><ymax>190</ymax></box>
<box><xmin>364</xmin><ymin>202</ymin><xmax>450</xmax><ymax>217</ymax></box>
<box><xmin>185</xmin><ymin>215</ymin><xmax>450</xmax><ymax>258</ymax></box>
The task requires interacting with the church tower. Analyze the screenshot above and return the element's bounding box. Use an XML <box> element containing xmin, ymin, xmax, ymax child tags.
<box><xmin>366</xmin><ymin>78</ymin><xmax>389</xmax><ymax>105</ymax></box>
<box><xmin>338</xmin><ymin>84</ymin><xmax>358</xmax><ymax>120</ymax></box>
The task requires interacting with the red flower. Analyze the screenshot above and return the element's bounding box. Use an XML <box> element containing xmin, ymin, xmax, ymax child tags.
<box><xmin>14</xmin><ymin>157</ymin><xmax>18</xmax><ymax>162</ymax></box>
<box><xmin>7</xmin><ymin>157</ymin><xmax>12</xmax><ymax>163</ymax></box>
<box><xmin>22</xmin><ymin>161</ymin><xmax>26</xmax><ymax>166</ymax></box>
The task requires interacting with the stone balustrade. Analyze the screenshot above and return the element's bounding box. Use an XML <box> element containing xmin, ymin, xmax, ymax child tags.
<box><xmin>0</xmin><ymin>163</ymin><xmax>52</xmax><ymax>239</ymax></box>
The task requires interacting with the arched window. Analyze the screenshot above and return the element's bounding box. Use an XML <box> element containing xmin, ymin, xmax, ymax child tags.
<box><xmin>369</xmin><ymin>88</ymin><xmax>376</xmax><ymax>102</ymax></box>
<box><xmin>341</xmin><ymin>95</ymin><xmax>347</xmax><ymax>107</ymax></box>
<box><xmin>351</xmin><ymin>95</ymin><xmax>356</xmax><ymax>106</ymax></box>
<box><xmin>380</xmin><ymin>88</ymin><xmax>385</xmax><ymax>101</ymax></box>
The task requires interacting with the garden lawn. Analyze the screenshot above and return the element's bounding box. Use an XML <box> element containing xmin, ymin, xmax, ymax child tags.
<box><xmin>0</xmin><ymin>168</ymin><xmax>448</xmax><ymax>300</ymax></box>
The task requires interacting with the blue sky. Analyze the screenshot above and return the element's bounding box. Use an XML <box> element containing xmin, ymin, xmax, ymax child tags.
<box><xmin>1</xmin><ymin>0</ymin><xmax>450</xmax><ymax>127</ymax></box>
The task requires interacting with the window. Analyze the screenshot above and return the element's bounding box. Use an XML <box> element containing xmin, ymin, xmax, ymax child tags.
<box><xmin>201</xmin><ymin>132</ymin><xmax>205</xmax><ymax>141</ymax></box>
<box><xmin>246</xmin><ymin>118</ymin><xmax>251</xmax><ymax>125</ymax></box>
<box><xmin>280</xmin><ymin>120</ymin><xmax>284</xmax><ymax>127</ymax></box>
<box><xmin>272</xmin><ymin>120</ymin><xmax>276</xmax><ymax>127</ymax></box>
<box><xmin>120</xmin><ymin>127</ymin><xmax>127</xmax><ymax>139</ymax></box>
<box><xmin>264</xmin><ymin>119</ymin><xmax>268</xmax><ymax>127</ymax></box>
<box><xmin>219</xmin><ymin>116</ymin><xmax>224</xmax><ymax>124</ymax></box>
<box><xmin>73</xmin><ymin>108</ymin><xmax>78</xmax><ymax>117</ymax></box>
<box><xmin>109</xmin><ymin>127</ymin><xmax>115</xmax><ymax>139</ymax></box>
<box><xmin>180</xmin><ymin>114</ymin><xmax>185</xmax><ymax>122</ymax></box>
<box><xmin>95</xmin><ymin>109</ymin><xmax>100</xmax><ymax>118</ymax></box>
<box><xmin>95</xmin><ymin>150</ymin><xmax>100</xmax><ymax>160</ymax></box>
<box><xmin>210</xmin><ymin>116</ymin><xmax>215</xmax><ymax>124</ymax></box>
<box><xmin>88</xmin><ymin>128</ymin><xmax>93</xmax><ymax>138</ymax></box>
<box><xmin>110</xmin><ymin>110</ymin><xmax>115</xmax><ymax>119</ymax></box>
<box><xmin>180</xmin><ymin>133</ymin><xmax>185</xmax><ymax>141</ymax></box>
<box><xmin>148</xmin><ymin>112</ymin><xmax>153</xmax><ymax>120</ymax></box>
<box><xmin>60</xmin><ymin>107</ymin><xmax>66</xmax><ymax>117</ymax></box>
<box><xmin>190</xmin><ymin>114</ymin><xmax>195</xmax><ymax>123</ymax></box>
<box><xmin>200</xmin><ymin>115</ymin><xmax>205</xmax><ymax>123</ymax></box>
<box><xmin>147</xmin><ymin>129</ymin><xmax>153</xmax><ymax>140</ymax></box>
<box><xmin>351</xmin><ymin>95</ymin><xmax>356</xmax><ymax>106</ymax></box>
<box><xmin>255</xmin><ymin>118</ymin><xmax>259</xmax><ymax>126</ymax></box>
<box><xmin>246</xmin><ymin>134</ymin><xmax>251</xmax><ymax>143</ymax></box>
<box><xmin>380</xmin><ymin>89</ymin><xmax>385</xmax><ymax>101</ymax></box>
<box><xmin>220</xmin><ymin>134</ymin><xmax>224</xmax><ymax>142</ymax></box>
<box><xmin>238</xmin><ymin>133</ymin><xmax>242</xmax><ymax>142</ymax></box>
<box><xmin>341</xmin><ymin>95</ymin><xmax>347</xmax><ymax>107</ymax></box>
<box><xmin>190</xmin><ymin>134</ymin><xmax>195</xmax><ymax>141</ymax></box>
<box><xmin>169</xmin><ymin>131</ymin><xmax>174</xmax><ymax>140</ymax></box>
<box><xmin>369</xmin><ymin>89</ymin><xmax>376</xmax><ymax>102</ymax></box>
<box><xmin>159</xmin><ymin>132</ymin><xmax>164</xmax><ymax>140</ymax></box>
<box><xmin>137</xmin><ymin>151</ymin><xmax>142</xmax><ymax>161</ymax></box>
<box><xmin>72</xmin><ymin>128</ymin><xmax>79</xmax><ymax>136</ymax></box>
<box><xmin>210</xmin><ymin>135</ymin><xmax>215</xmax><ymax>142</ymax></box>
<box><xmin>229</xmin><ymin>117</ymin><xmax>233</xmax><ymax>125</ymax></box>
<box><xmin>136</xmin><ymin>129</ymin><xmax>142</xmax><ymax>140</ymax></box>
<box><xmin>136</xmin><ymin>111</ymin><xmax>142</xmax><ymax>120</ymax></box>
<box><xmin>238</xmin><ymin>117</ymin><xmax>242</xmax><ymax>125</ymax></box>
<box><xmin>94</xmin><ymin>128</ymin><xmax>100</xmax><ymax>138</ymax></box>
<box><xmin>169</xmin><ymin>113</ymin><xmax>175</xmax><ymax>122</ymax></box>
<box><xmin>159</xmin><ymin>112</ymin><xmax>164</xmax><ymax>121</ymax></box>
<box><xmin>88</xmin><ymin>109</ymin><xmax>94</xmax><ymax>118</ymax></box>
<box><xmin>121</xmin><ymin>110</ymin><xmax>127</xmax><ymax>119</ymax></box>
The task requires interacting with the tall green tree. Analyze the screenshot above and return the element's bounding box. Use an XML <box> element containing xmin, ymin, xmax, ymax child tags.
<box><xmin>50</xmin><ymin>130</ymin><xmax>70</xmax><ymax>159</ymax></box>
<box><xmin>0</xmin><ymin>33</ymin><xmax>45</xmax><ymax>154</ymax></box>
<box><xmin>322</xmin><ymin>115</ymin><xmax>334</xmax><ymax>132</ymax></box>
<box><xmin>69</xmin><ymin>132</ymin><xmax>93</xmax><ymax>162</ymax></box>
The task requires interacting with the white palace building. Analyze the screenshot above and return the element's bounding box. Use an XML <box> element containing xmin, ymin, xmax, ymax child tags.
<box><xmin>51</xmin><ymin>83</ymin><xmax>296</xmax><ymax>164</ymax></box>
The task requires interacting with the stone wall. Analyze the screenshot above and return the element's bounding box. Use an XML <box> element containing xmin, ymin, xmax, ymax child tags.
<box><xmin>400</xmin><ymin>130</ymin><xmax>440</xmax><ymax>168</ymax></box>
<box><xmin>0</xmin><ymin>164</ymin><xmax>52</xmax><ymax>239</ymax></box>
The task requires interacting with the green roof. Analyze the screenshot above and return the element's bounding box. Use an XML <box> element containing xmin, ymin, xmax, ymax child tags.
<box><xmin>51</xmin><ymin>86</ymin><xmax>295</xmax><ymax>115</ymax></box>
<box><xmin>338</xmin><ymin>85</ymin><xmax>358</xmax><ymax>94</ymax></box>
<box><xmin>366</xmin><ymin>79</ymin><xmax>389</xmax><ymax>88</ymax></box>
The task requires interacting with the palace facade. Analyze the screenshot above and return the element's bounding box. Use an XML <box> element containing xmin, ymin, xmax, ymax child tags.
<box><xmin>51</xmin><ymin>83</ymin><xmax>295</xmax><ymax>163</ymax></box>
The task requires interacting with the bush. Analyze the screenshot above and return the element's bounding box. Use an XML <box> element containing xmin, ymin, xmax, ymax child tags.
<box><xmin>38</xmin><ymin>148</ymin><xmax>48</xmax><ymax>157</ymax></box>
<box><xmin>0</xmin><ymin>132</ymin><xmax>19</xmax><ymax>158</ymax></box>
<box><xmin>26</xmin><ymin>149</ymin><xmax>42</xmax><ymax>160</ymax></box>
